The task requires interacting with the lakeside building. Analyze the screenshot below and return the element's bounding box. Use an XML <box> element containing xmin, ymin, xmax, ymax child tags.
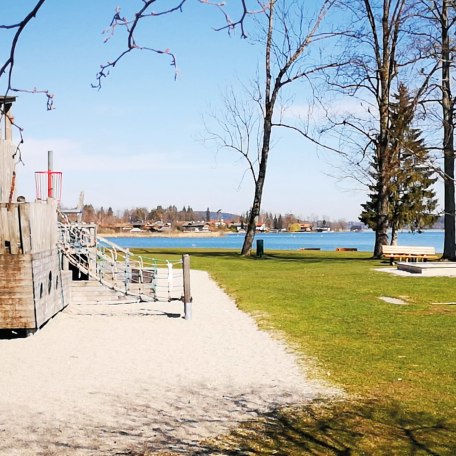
<box><xmin>181</xmin><ymin>221</ymin><xmax>210</xmax><ymax>232</ymax></box>
<box><xmin>299</xmin><ymin>223</ymin><xmax>313</xmax><ymax>232</ymax></box>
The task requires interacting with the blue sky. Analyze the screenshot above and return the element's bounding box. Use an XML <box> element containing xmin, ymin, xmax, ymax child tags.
<box><xmin>2</xmin><ymin>1</ymin><xmax>370</xmax><ymax>221</ymax></box>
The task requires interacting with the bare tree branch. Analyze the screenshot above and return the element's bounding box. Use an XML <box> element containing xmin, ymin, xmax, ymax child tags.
<box><xmin>95</xmin><ymin>0</ymin><xmax>265</xmax><ymax>89</ymax></box>
<box><xmin>272</xmin><ymin>121</ymin><xmax>347</xmax><ymax>155</ymax></box>
<box><xmin>0</xmin><ymin>0</ymin><xmax>53</xmax><ymax>109</ymax></box>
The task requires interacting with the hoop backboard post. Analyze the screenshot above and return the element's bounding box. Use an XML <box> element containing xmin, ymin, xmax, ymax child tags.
<box><xmin>48</xmin><ymin>150</ymin><xmax>53</xmax><ymax>198</ymax></box>
<box><xmin>35</xmin><ymin>150</ymin><xmax>62</xmax><ymax>203</ymax></box>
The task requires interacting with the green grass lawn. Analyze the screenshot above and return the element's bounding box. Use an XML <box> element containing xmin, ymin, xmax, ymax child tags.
<box><xmin>133</xmin><ymin>249</ymin><xmax>456</xmax><ymax>455</ymax></box>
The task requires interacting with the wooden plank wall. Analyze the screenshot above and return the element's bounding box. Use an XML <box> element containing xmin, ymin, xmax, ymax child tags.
<box><xmin>29</xmin><ymin>200</ymin><xmax>58</xmax><ymax>253</ymax></box>
<box><xmin>0</xmin><ymin>203</ymin><xmax>22</xmax><ymax>254</ymax></box>
<box><xmin>0</xmin><ymin>140</ymin><xmax>17</xmax><ymax>203</ymax></box>
<box><xmin>0</xmin><ymin>200</ymin><xmax>69</xmax><ymax>331</ymax></box>
<box><xmin>61</xmin><ymin>269</ymin><xmax>72</xmax><ymax>309</ymax></box>
<box><xmin>32</xmin><ymin>249</ymin><xmax>67</xmax><ymax>328</ymax></box>
<box><xmin>0</xmin><ymin>254</ymin><xmax>36</xmax><ymax>329</ymax></box>
<box><xmin>0</xmin><ymin>200</ymin><xmax>58</xmax><ymax>255</ymax></box>
<box><xmin>0</xmin><ymin>205</ymin><xmax>11</xmax><ymax>253</ymax></box>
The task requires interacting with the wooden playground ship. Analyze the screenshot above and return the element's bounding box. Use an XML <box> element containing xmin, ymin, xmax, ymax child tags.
<box><xmin>0</xmin><ymin>97</ymin><xmax>71</xmax><ymax>335</ymax></box>
<box><xmin>0</xmin><ymin>97</ymin><xmax>191</xmax><ymax>336</ymax></box>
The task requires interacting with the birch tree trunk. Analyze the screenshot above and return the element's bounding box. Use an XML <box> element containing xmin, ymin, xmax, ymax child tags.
<box><xmin>240</xmin><ymin>0</ymin><xmax>333</xmax><ymax>255</ymax></box>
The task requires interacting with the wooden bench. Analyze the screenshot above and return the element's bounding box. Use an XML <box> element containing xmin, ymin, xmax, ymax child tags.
<box><xmin>381</xmin><ymin>245</ymin><xmax>438</xmax><ymax>264</ymax></box>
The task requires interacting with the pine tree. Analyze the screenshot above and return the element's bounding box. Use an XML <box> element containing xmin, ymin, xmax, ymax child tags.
<box><xmin>277</xmin><ymin>214</ymin><xmax>283</xmax><ymax>230</ymax></box>
<box><xmin>187</xmin><ymin>206</ymin><xmax>194</xmax><ymax>221</ymax></box>
<box><xmin>360</xmin><ymin>84</ymin><xmax>438</xmax><ymax>243</ymax></box>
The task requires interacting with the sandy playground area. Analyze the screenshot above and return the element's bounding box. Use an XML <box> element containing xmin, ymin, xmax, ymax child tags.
<box><xmin>0</xmin><ymin>270</ymin><xmax>339</xmax><ymax>455</ymax></box>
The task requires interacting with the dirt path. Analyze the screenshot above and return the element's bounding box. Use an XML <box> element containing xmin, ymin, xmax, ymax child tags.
<box><xmin>0</xmin><ymin>270</ymin><xmax>339</xmax><ymax>455</ymax></box>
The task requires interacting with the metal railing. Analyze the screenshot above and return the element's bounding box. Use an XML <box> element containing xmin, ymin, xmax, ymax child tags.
<box><xmin>56</xmin><ymin>216</ymin><xmax>190</xmax><ymax>315</ymax></box>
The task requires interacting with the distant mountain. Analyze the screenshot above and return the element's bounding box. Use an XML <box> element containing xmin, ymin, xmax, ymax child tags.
<box><xmin>194</xmin><ymin>211</ymin><xmax>240</xmax><ymax>221</ymax></box>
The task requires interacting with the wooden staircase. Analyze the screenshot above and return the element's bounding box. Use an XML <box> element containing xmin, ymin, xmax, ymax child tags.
<box><xmin>71</xmin><ymin>280</ymin><xmax>139</xmax><ymax>305</ymax></box>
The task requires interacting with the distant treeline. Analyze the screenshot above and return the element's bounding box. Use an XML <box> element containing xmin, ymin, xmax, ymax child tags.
<box><xmin>76</xmin><ymin>204</ymin><xmax>365</xmax><ymax>231</ymax></box>
<box><xmin>72</xmin><ymin>204</ymin><xmax>446</xmax><ymax>231</ymax></box>
<box><xmin>79</xmin><ymin>204</ymin><xmax>239</xmax><ymax>225</ymax></box>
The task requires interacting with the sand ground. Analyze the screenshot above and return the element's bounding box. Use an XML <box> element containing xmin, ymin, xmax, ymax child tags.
<box><xmin>0</xmin><ymin>270</ymin><xmax>339</xmax><ymax>455</ymax></box>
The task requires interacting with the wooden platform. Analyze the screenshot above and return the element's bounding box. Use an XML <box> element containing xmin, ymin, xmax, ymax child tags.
<box><xmin>397</xmin><ymin>262</ymin><xmax>456</xmax><ymax>276</ymax></box>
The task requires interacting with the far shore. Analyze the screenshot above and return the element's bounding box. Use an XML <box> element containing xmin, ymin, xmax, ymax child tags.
<box><xmin>99</xmin><ymin>230</ymin><xmax>226</xmax><ymax>238</ymax></box>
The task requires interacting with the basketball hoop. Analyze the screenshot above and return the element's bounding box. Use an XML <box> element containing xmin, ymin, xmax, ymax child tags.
<box><xmin>35</xmin><ymin>171</ymin><xmax>62</xmax><ymax>202</ymax></box>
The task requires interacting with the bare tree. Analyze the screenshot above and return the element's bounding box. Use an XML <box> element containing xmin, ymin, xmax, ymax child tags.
<box><xmin>207</xmin><ymin>0</ymin><xmax>336</xmax><ymax>255</ymax></box>
<box><xmin>0</xmin><ymin>0</ymin><xmax>266</xmax><ymax>208</ymax></box>
<box><xmin>0</xmin><ymin>1</ymin><xmax>264</xmax><ymax>173</ymax></box>
<box><xmin>0</xmin><ymin>0</ymin><xmax>54</xmax><ymax>108</ymax></box>
<box><xmin>323</xmin><ymin>0</ymin><xmax>439</xmax><ymax>258</ymax></box>
<box><xmin>416</xmin><ymin>0</ymin><xmax>456</xmax><ymax>259</ymax></box>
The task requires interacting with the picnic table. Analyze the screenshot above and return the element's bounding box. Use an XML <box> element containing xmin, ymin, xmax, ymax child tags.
<box><xmin>381</xmin><ymin>245</ymin><xmax>437</xmax><ymax>264</ymax></box>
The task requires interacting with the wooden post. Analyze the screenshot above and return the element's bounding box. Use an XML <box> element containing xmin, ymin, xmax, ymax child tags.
<box><xmin>18</xmin><ymin>203</ymin><xmax>31</xmax><ymax>254</ymax></box>
<box><xmin>4</xmin><ymin>104</ymin><xmax>12</xmax><ymax>141</ymax></box>
<box><xmin>7</xmin><ymin>204</ymin><xmax>19</xmax><ymax>254</ymax></box>
<box><xmin>182</xmin><ymin>254</ymin><xmax>192</xmax><ymax>320</ymax></box>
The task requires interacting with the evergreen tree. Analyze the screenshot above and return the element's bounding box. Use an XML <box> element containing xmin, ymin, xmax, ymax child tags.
<box><xmin>186</xmin><ymin>205</ymin><xmax>194</xmax><ymax>221</ymax></box>
<box><xmin>98</xmin><ymin>207</ymin><xmax>105</xmax><ymax>225</ymax></box>
<box><xmin>360</xmin><ymin>84</ymin><xmax>438</xmax><ymax>243</ymax></box>
<box><xmin>82</xmin><ymin>204</ymin><xmax>96</xmax><ymax>224</ymax></box>
<box><xmin>205</xmin><ymin>207</ymin><xmax>211</xmax><ymax>223</ymax></box>
<box><xmin>277</xmin><ymin>214</ymin><xmax>283</xmax><ymax>230</ymax></box>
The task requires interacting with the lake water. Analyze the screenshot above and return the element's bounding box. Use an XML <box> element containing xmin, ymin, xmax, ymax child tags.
<box><xmin>106</xmin><ymin>230</ymin><xmax>445</xmax><ymax>253</ymax></box>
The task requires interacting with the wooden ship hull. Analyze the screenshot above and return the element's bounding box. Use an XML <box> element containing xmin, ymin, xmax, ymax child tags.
<box><xmin>0</xmin><ymin>202</ymin><xmax>72</xmax><ymax>333</ymax></box>
<box><xmin>0</xmin><ymin>97</ymin><xmax>71</xmax><ymax>335</ymax></box>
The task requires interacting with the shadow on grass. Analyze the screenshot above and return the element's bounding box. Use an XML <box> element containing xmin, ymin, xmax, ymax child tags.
<box><xmin>131</xmin><ymin>248</ymin><xmax>380</xmax><ymax>265</ymax></box>
<box><xmin>261</xmin><ymin>253</ymin><xmax>377</xmax><ymax>263</ymax></box>
<box><xmin>197</xmin><ymin>399</ymin><xmax>456</xmax><ymax>456</ymax></box>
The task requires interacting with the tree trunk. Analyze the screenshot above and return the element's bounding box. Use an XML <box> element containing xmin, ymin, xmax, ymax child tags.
<box><xmin>374</xmin><ymin>99</ymin><xmax>391</xmax><ymax>258</ymax></box>
<box><xmin>374</xmin><ymin>176</ymin><xmax>390</xmax><ymax>257</ymax></box>
<box><xmin>241</xmin><ymin>1</ymin><xmax>275</xmax><ymax>256</ymax></box>
<box><xmin>369</xmin><ymin>0</ymin><xmax>399</xmax><ymax>258</ymax></box>
<box><xmin>241</xmin><ymin>197</ymin><xmax>259</xmax><ymax>255</ymax></box>
<box><xmin>236</xmin><ymin>0</ymin><xmax>331</xmax><ymax>255</ymax></box>
<box><xmin>441</xmin><ymin>0</ymin><xmax>456</xmax><ymax>260</ymax></box>
<box><xmin>241</xmin><ymin>120</ymin><xmax>272</xmax><ymax>255</ymax></box>
<box><xmin>390</xmin><ymin>224</ymin><xmax>398</xmax><ymax>245</ymax></box>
